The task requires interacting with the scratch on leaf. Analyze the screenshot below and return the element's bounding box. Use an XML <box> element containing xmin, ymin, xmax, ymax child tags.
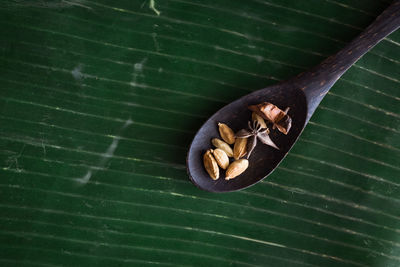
<box><xmin>149</xmin><ymin>0</ymin><xmax>160</xmax><ymax>16</ymax></box>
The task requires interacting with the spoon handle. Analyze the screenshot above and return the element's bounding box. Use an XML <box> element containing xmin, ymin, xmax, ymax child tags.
<box><xmin>293</xmin><ymin>0</ymin><xmax>400</xmax><ymax>121</ymax></box>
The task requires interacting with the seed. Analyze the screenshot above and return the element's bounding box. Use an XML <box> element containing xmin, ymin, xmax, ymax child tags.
<box><xmin>212</xmin><ymin>148</ymin><xmax>229</xmax><ymax>169</ymax></box>
<box><xmin>251</xmin><ymin>112</ymin><xmax>267</xmax><ymax>129</ymax></box>
<box><xmin>203</xmin><ymin>149</ymin><xmax>219</xmax><ymax>180</ymax></box>
<box><xmin>218</xmin><ymin>123</ymin><xmax>235</xmax><ymax>145</ymax></box>
<box><xmin>211</xmin><ymin>138</ymin><xmax>233</xmax><ymax>157</ymax></box>
<box><xmin>225</xmin><ymin>159</ymin><xmax>249</xmax><ymax>180</ymax></box>
<box><xmin>233</xmin><ymin>137</ymin><xmax>247</xmax><ymax>160</ymax></box>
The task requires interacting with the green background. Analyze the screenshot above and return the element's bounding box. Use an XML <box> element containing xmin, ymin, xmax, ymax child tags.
<box><xmin>1</xmin><ymin>0</ymin><xmax>399</xmax><ymax>266</ymax></box>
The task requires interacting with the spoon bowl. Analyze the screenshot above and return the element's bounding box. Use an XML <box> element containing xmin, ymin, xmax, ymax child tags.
<box><xmin>187</xmin><ymin>85</ymin><xmax>307</xmax><ymax>192</ymax></box>
<box><xmin>187</xmin><ymin>1</ymin><xmax>400</xmax><ymax>192</ymax></box>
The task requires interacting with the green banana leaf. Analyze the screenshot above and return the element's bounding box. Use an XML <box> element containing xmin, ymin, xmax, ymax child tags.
<box><xmin>1</xmin><ymin>0</ymin><xmax>399</xmax><ymax>266</ymax></box>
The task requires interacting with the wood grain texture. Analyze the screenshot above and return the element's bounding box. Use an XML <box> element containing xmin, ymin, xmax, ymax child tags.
<box><xmin>0</xmin><ymin>0</ymin><xmax>399</xmax><ymax>266</ymax></box>
<box><xmin>294</xmin><ymin>0</ymin><xmax>400</xmax><ymax>121</ymax></box>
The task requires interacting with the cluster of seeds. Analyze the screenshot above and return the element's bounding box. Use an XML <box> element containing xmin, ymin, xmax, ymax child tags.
<box><xmin>202</xmin><ymin>102</ymin><xmax>292</xmax><ymax>181</ymax></box>
<box><xmin>203</xmin><ymin>123</ymin><xmax>249</xmax><ymax>181</ymax></box>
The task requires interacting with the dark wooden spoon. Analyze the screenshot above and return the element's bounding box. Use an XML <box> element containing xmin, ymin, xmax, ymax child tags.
<box><xmin>187</xmin><ymin>1</ymin><xmax>400</xmax><ymax>192</ymax></box>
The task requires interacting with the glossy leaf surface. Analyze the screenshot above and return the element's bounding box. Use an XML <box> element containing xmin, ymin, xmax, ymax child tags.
<box><xmin>0</xmin><ymin>0</ymin><xmax>399</xmax><ymax>266</ymax></box>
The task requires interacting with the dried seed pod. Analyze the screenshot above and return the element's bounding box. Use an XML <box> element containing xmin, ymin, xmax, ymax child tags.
<box><xmin>203</xmin><ymin>149</ymin><xmax>219</xmax><ymax>180</ymax></box>
<box><xmin>251</xmin><ymin>112</ymin><xmax>267</xmax><ymax>129</ymax></box>
<box><xmin>233</xmin><ymin>137</ymin><xmax>248</xmax><ymax>160</ymax></box>
<box><xmin>218</xmin><ymin>122</ymin><xmax>235</xmax><ymax>144</ymax></box>
<box><xmin>225</xmin><ymin>159</ymin><xmax>249</xmax><ymax>180</ymax></box>
<box><xmin>248</xmin><ymin>102</ymin><xmax>292</xmax><ymax>135</ymax></box>
<box><xmin>212</xmin><ymin>148</ymin><xmax>229</xmax><ymax>169</ymax></box>
<box><xmin>211</xmin><ymin>138</ymin><xmax>233</xmax><ymax>157</ymax></box>
<box><xmin>275</xmin><ymin>115</ymin><xmax>291</xmax><ymax>135</ymax></box>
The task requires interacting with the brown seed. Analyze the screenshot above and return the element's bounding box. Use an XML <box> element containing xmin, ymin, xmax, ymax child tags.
<box><xmin>225</xmin><ymin>159</ymin><xmax>249</xmax><ymax>180</ymax></box>
<box><xmin>211</xmin><ymin>138</ymin><xmax>233</xmax><ymax>157</ymax></box>
<box><xmin>212</xmin><ymin>148</ymin><xmax>229</xmax><ymax>169</ymax></box>
<box><xmin>203</xmin><ymin>149</ymin><xmax>219</xmax><ymax>180</ymax></box>
<box><xmin>233</xmin><ymin>137</ymin><xmax>248</xmax><ymax>160</ymax></box>
<box><xmin>251</xmin><ymin>112</ymin><xmax>267</xmax><ymax>129</ymax></box>
<box><xmin>218</xmin><ymin>123</ymin><xmax>235</xmax><ymax>144</ymax></box>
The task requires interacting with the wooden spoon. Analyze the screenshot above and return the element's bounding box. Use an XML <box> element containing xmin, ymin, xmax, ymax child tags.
<box><xmin>187</xmin><ymin>1</ymin><xmax>400</xmax><ymax>192</ymax></box>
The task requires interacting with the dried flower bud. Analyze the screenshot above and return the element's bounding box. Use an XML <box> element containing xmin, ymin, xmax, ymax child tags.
<box><xmin>251</xmin><ymin>112</ymin><xmax>267</xmax><ymax>129</ymax></box>
<box><xmin>248</xmin><ymin>102</ymin><xmax>292</xmax><ymax>135</ymax></box>
<box><xmin>235</xmin><ymin>129</ymin><xmax>252</xmax><ymax>139</ymax></box>
<box><xmin>246</xmin><ymin>135</ymin><xmax>257</xmax><ymax>159</ymax></box>
<box><xmin>257</xmin><ymin>132</ymin><xmax>279</xmax><ymax>150</ymax></box>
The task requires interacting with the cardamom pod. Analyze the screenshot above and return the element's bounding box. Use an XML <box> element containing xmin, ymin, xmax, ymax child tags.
<box><xmin>211</xmin><ymin>138</ymin><xmax>233</xmax><ymax>157</ymax></box>
<box><xmin>251</xmin><ymin>112</ymin><xmax>267</xmax><ymax>129</ymax></box>
<box><xmin>225</xmin><ymin>159</ymin><xmax>249</xmax><ymax>180</ymax></box>
<box><xmin>233</xmin><ymin>137</ymin><xmax>247</xmax><ymax>160</ymax></box>
<box><xmin>203</xmin><ymin>149</ymin><xmax>219</xmax><ymax>180</ymax></box>
<box><xmin>212</xmin><ymin>148</ymin><xmax>229</xmax><ymax>169</ymax></box>
<box><xmin>218</xmin><ymin>122</ymin><xmax>235</xmax><ymax>145</ymax></box>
